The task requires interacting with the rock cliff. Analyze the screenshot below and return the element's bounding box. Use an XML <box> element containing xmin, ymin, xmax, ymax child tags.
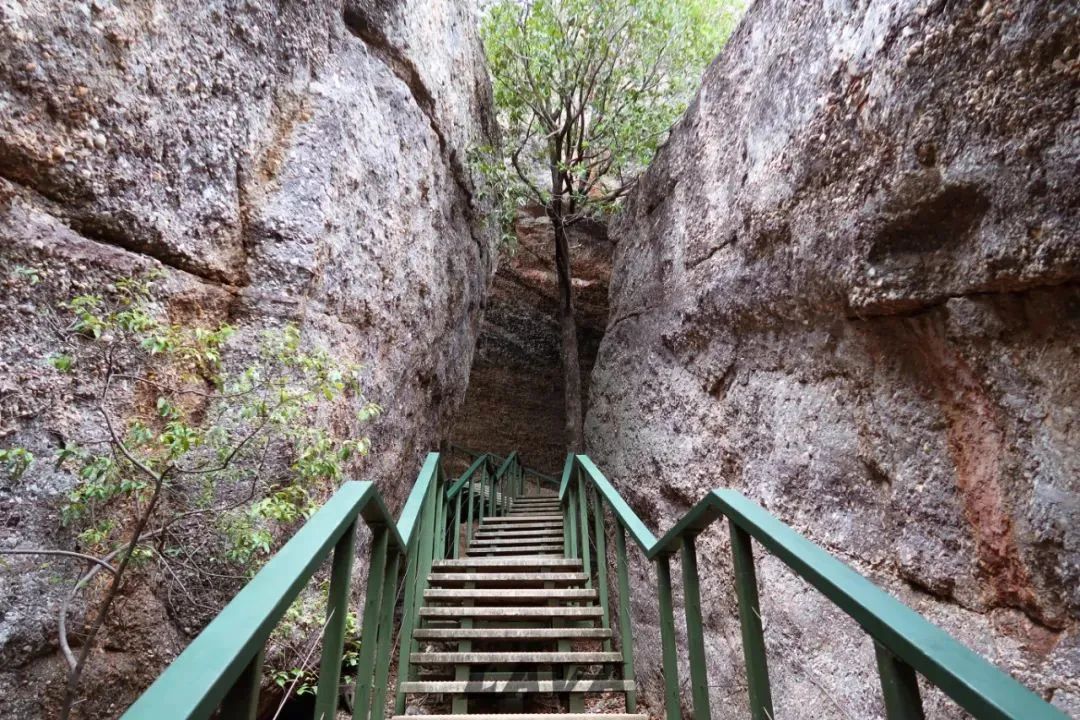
<box><xmin>452</xmin><ymin>206</ymin><xmax>612</xmax><ymax>475</ymax></box>
<box><xmin>0</xmin><ymin>0</ymin><xmax>496</xmax><ymax>716</ymax></box>
<box><xmin>587</xmin><ymin>0</ymin><xmax>1078</xmax><ymax>717</ymax></box>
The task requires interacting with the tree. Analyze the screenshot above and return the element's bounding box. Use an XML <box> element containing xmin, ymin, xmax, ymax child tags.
<box><xmin>481</xmin><ymin>0</ymin><xmax>741</xmax><ymax>449</ymax></box>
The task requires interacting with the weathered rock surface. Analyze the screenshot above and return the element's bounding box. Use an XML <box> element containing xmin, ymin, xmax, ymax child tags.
<box><xmin>0</xmin><ymin>0</ymin><xmax>496</xmax><ymax>716</ymax></box>
<box><xmin>587</xmin><ymin>0</ymin><xmax>1079</xmax><ymax>717</ymax></box>
<box><xmin>452</xmin><ymin>205</ymin><xmax>612</xmax><ymax>476</ymax></box>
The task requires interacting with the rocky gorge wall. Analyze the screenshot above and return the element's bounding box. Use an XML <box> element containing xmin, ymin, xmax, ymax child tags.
<box><xmin>452</xmin><ymin>206</ymin><xmax>612</xmax><ymax>476</ymax></box>
<box><xmin>0</xmin><ymin>0</ymin><xmax>496</xmax><ymax>716</ymax></box>
<box><xmin>587</xmin><ymin>0</ymin><xmax>1078</xmax><ymax>717</ymax></box>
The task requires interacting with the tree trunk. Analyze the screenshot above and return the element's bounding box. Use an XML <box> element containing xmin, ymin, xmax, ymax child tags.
<box><xmin>548</xmin><ymin>204</ymin><xmax>584</xmax><ymax>452</ymax></box>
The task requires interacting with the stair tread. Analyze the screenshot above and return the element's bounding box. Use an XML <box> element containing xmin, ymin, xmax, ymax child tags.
<box><xmin>390</xmin><ymin>715</ymin><xmax>646</xmax><ymax>720</ymax></box>
<box><xmin>420</xmin><ymin>606</ymin><xmax>603</xmax><ymax>617</ymax></box>
<box><xmin>471</xmin><ymin>536</ymin><xmax>564</xmax><ymax>545</ymax></box>
<box><xmin>400</xmin><ymin>680</ymin><xmax>635</xmax><ymax>694</ymax></box>
<box><xmin>433</xmin><ymin>558</ymin><xmax>582</xmax><ymax>569</ymax></box>
<box><xmin>427</xmin><ymin>573</ymin><xmax>588</xmax><ymax>584</ymax></box>
<box><xmin>469</xmin><ymin>546</ymin><xmax>565</xmax><ymax>550</ymax></box>
<box><xmin>466</xmin><ymin>556</ymin><xmax>565</xmax><ymax>560</ymax></box>
<box><xmin>482</xmin><ymin>515</ymin><xmax>563</xmax><ymax>523</ymax></box>
<box><xmin>424</xmin><ymin>589</ymin><xmax>597</xmax><ymax>600</ymax></box>
<box><xmin>411</xmin><ymin>652</ymin><xmax>622</xmax><ymax>664</ymax></box>
<box><xmin>413</xmin><ymin>628</ymin><xmax>611</xmax><ymax>640</ymax></box>
<box><xmin>474</xmin><ymin>529</ymin><xmax>564</xmax><ymax>537</ymax></box>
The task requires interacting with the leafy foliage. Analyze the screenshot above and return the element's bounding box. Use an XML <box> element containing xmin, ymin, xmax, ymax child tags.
<box><xmin>481</xmin><ymin>0</ymin><xmax>743</xmax><ymax>223</ymax></box>
<box><xmin>0</xmin><ymin>447</ymin><xmax>34</xmax><ymax>480</ymax></box>
<box><xmin>27</xmin><ymin>270</ymin><xmax>381</xmax><ymax>711</ymax></box>
<box><xmin>52</xmin><ymin>275</ymin><xmax>380</xmax><ymax>562</ymax></box>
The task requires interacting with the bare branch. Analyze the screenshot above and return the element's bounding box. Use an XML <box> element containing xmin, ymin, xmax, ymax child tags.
<box><xmin>0</xmin><ymin>549</ymin><xmax>117</xmax><ymax>576</ymax></box>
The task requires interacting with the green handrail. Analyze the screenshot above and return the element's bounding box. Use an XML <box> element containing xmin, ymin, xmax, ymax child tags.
<box><xmin>122</xmin><ymin>481</ymin><xmax>402</xmax><ymax>720</ymax></box>
<box><xmin>123</xmin><ymin>451</ymin><xmax>447</xmax><ymax>720</ymax></box>
<box><xmin>565</xmin><ymin>454</ymin><xmax>1067</xmax><ymax>720</ymax></box>
<box><xmin>453</xmin><ymin>444</ymin><xmax>558</xmax><ymax>488</ymax></box>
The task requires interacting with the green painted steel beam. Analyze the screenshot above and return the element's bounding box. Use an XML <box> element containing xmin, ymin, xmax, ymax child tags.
<box><xmin>445</xmin><ymin>454</ymin><xmax>489</xmax><ymax>500</ymax></box>
<box><xmin>370</xmin><ymin>551</ymin><xmax>402</xmax><ymax>720</ymax></box>
<box><xmin>218</xmin><ymin>647</ymin><xmax>262</xmax><ymax>720</ymax></box>
<box><xmin>558</xmin><ymin>453</ymin><xmax>575</xmax><ymax>500</ymax></box>
<box><xmin>614</xmin><ymin>523</ymin><xmax>637</xmax><ymax>712</ymax></box>
<box><xmin>730</xmin><ymin>523</ymin><xmax>774</xmax><ymax>720</ymax></box>
<box><xmin>655</xmin><ymin>489</ymin><xmax>1067</xmax><ymax>720</ymax></box>
<box><xmin>314</xmin><ymin>519</ymin><xmax>359</xmax><ymax>720</ymax></box>
<box><xmin>876</xmin><ymin>641</ymin><xmax>926</xmax><ymax>720</ymax></box>
<box><xmin>573</xmin><ymin>455</ymin><xmax>657</xmax><ymax>552</ymax></box>
<box><xmin>680</xmin><ymin>535</ymin><xmax>712</xmax><ymax>720</ymax></box>
<box><xmin>396</xmin><ymin>452</ymin><xmax>441</xmax><ymax>547</ymax></box>
<box><xmin>592</xmin><ymin>489</ymin><xmax>612</xmax><ymax>648</ymax></box>
<box><xmin>655</xmin><ymin>554</ymin><xmax>681</xmax><ymax>720</ymax></box>
<box><xmin>494</xmin><ymin>451</ymin><xmax>518</xmax><ymax>480</ymax></box>
<box><xmin>351</xmin><ymin>528</ymin><xmax>389</xmax><ymax>720</ymax></box>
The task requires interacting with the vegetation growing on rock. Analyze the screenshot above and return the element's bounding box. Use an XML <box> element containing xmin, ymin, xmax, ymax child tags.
<box><xmin>2</xmin><ymin>270</ymin><xmax>378</xmax><ymax>718</ymax></box>
<box><xmin>478</xmin><ymin>0</ymin><xmax>744</xmax><ymax>449</ymax></box>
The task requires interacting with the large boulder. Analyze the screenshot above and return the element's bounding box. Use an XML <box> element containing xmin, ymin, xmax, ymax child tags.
<box><xmin>588</xmin><ymin>0</ymin><xmax>1078</xmax><ymax>717</ymax></box>
<box><xmin>0</xmin><ymin>0</ymin><xmax>496</xmax><ymax>716</ymax></box>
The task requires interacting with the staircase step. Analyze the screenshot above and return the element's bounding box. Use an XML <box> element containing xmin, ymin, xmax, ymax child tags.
<box><xmin>413</xmin><ymin>627</ymin><xmax>611</xmax><ymax>641</ymax></box>
<box><xmin>476</xmin><ymin>523</ymin><xmax>563</xmax><ymax>533</ymax></box>
<box><xmin>433</xmin><ymin>558</ymin><xmax>582</xmax><ymax>570</ymax></box>
<box><xmin>481</xmin><ymin>514</ymin><xmax>563</xmax><ymax>523</ymax></box>
<box><xmin>470</xmin><ymin>535</ymin><xmax>564</xmax><ymax>546</ymax></box>
<box><xmin>473</xmin><ymin>533</ymin><xmax>565</xmax><ymax>544</ymax></box>
<box><xmin>427</xmin><ymin>572</ymin><xmax>588</xmax><ymax>585</ymax></box>
<box><xmin>400</xmin><ymin>679</ymin><xmax>635</xmax><ymax>694</ymax></box>
<box><xmin>473</xmin><ymin>528</ymin><xmax>564</xmax><ymax>536</ymax></box>
<box><xmin>391</xmin><ymin>715</ymin><xmax>646</xmax><ymax>720</ymax></box>
<box><xmin>424</xmin><ymin>589</ymin><xmax>597</xmax><ymax>602</ymax></box>
<box><xmin>411</xmin><ymin>652</ymin><xmax>622</xmax><ymax>664</ymax></box>
<box><xmin>419</xmin><ymin>606</ymin><xmax>603</xmax><ymax>619</ymax></box>
<box><xmin>467</xmin><ymin>546</ymin><xmax>563</xmax><ymax>555</ymax></box>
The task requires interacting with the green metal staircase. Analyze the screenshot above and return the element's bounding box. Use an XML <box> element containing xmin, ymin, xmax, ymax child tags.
<box><xmin>121</xmin><ymin>450</ymin><xmax>1068</xmax><ymax>720</ymax></box>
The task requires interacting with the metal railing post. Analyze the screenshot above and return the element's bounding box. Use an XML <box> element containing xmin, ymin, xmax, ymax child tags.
<box><xmin>370</xmin><ymin>551</ymin><xmax>402</xmax><ymax>720</ymax></box>
<box><xmin>615</xmin><ymin>522</ymin><xmax>637</xmax><ymax>712</ymax></box>
<box><xmin>730</xmin><ymin>522</ymin><xmax>774</xmax><ymax>720</ymax></box>
<box><xmin>876</xmin><ymin>642</ymin><xmax>926</xmax><ymax>720</ymax></box>
<box><xmin>576</xmin><ymin>468</ymin><xmax>592</xmax><ymax>586</ymax></box>
<box><xmin>219</xmin><ymin>648</ymin><xmax>263</xmax><ymax>720</ymax></box>
<box><xmin>453</xmin><ymin>490</ymin><xmax>462</xmax><ymax>559</ymax></box>
<box><xmin>351</xmin><ymin>527</ymin><xmax>389</xmax><ymax>720</ymax></box>
<box><xmin>655</xmin><ymin>553</ymin><xmax>681</xmax><ymax>720</ymax></box>
<box><xmin>680</xmin><ymin>534</ymin><xmax>711</xmax><ymax>720</ymax></box>
<box><xmin>592</xmin><ymin>489</ymin><xmax>612</xmax><ymax>648</ymax></box>
<box><xmin>314</xmin><ymin>519</ymin><xmax>358</xmax><ymax>720</ymax></box>
<box><xmin>568</xmin><ymin>479</ymin><xmax>579</xmax><ymax>559</ymax></box>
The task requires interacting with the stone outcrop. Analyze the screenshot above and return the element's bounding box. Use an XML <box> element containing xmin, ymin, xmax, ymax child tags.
<box><xmin>587</xmin><ymin>0</ymin><xmax>1078</xmax><ymax>717</ymax></box>
<box><xmin>452</xmin><ymin>206</ymin><xmax>612</xmax><ymax>476</ymax></box>
<box><xmin>0</xmin><ymin>0</ymin><xmax>496</xmax><ymax>716</ymax></box>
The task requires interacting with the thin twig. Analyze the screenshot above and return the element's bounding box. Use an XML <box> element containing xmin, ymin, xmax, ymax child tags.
<box><xmin>0</xmin><ymin>549</ymin><xmax>117</xmax><ymax>575</ymax></box>
<box><xmin>271</xmin><ymin>610</ymin><xmax>335</xmax><ymax>720</ymax></box>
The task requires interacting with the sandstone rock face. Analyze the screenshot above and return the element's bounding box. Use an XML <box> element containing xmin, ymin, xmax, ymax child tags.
<box><xmin>452</xmin><ymin>206</ymin><xmax>612</xmax><ymax>476</ymax></box>
<box><xmin>587</xmin><ymin>0</ymin><xmax>1078</xmax><ymax>717</ymax></box>
<box><xmin>0</xmin><ymin>0</ymin><xmax>495</xmax><ymax>716</ymax></box>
